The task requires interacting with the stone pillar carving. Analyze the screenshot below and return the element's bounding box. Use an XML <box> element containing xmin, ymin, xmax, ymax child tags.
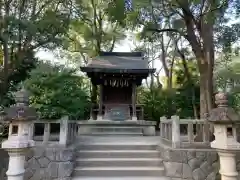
<box><xmin>1</xmin><ymin>88</ymin><xmax>37</xmax><ymax>180</ymax></box>
<box><xmin>208</xmin><ymin>92</ymin><xmax>240</xmax><ymax>180</ymax></box>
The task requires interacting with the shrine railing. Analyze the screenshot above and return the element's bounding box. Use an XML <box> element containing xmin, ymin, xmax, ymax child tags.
<box><xmin>160</xmin><ymin>116</ymin><xmax>211</xmax><ymax>148</ymax></box>
<box><xmin>91</xmin><ymin>103</ymin><xmax>144</xmax><ymax>120</ymax></box>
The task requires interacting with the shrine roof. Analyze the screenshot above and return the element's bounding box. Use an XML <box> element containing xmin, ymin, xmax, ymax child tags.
<box><xmin>81</xmin><ymin>52</ymin><xmax>155</xmax><ymax>73</ymax></box>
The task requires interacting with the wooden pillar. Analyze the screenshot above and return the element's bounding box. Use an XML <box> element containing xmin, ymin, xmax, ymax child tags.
<box><xmin>141</xmin><ymin>106</ymin><xmax>144</xmax><ymax>120</ymax></box>
<box><xmin>132</xmin><ymin>82</ymin><xmax>137</xmax><ymax>120</ymax></box>
<box><xmin>90</xmin><ymin>82</ymin><xmax>97</xmax><ymax>120</ymax></box>
<box><xmin>97</xmin><ymin>84</ymin><xmax>103</xmax><ymax>120</ymax></box>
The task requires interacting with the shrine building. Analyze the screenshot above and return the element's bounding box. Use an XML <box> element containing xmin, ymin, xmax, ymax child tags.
<box><xmin>80</xmin><ymin>52</ymin><xmax>155</xmax><ymax>121</ymax></box>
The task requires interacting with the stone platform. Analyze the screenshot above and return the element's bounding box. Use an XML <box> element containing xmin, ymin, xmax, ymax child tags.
<box><xmin>77</xmin><ymin>120</ymin><xmax>156</xmax><ymax>136</ymax></box>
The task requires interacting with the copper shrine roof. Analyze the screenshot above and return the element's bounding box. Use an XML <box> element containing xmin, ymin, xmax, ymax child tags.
<box><xmin>81</xmin><ymin>52</ymin><xmax>155</xmax><ymax>73</ymax></box>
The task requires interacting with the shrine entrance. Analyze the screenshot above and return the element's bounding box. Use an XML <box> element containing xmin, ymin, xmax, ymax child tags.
<box><xmin>81</xmin><ymin>52</ymin><xmax>155</xmax><ymax>121</ymax></box>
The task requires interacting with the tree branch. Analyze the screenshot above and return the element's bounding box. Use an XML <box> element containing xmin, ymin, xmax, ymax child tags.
<box><xmin>200</xmin><ymin>0</ymin><xmax>228</xmax><ymax>17</ymax></box>
<box><xmin>147</xmin><ymin>28</ymin><xmax>189</xmax><ymax>40</ymax></box>
<box><xmin>109</xmin><ymin>37</ymin><xmax>116</xmax><ymax>52</ymax></box>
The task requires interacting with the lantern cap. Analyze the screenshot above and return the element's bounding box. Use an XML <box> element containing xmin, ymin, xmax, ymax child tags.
<box><xmin>4</xmin><ymin>88</ymin><xmax>37</xmax><ymax>121</ymax></box>
<box><xmin>13</xmin><ymin>87</ymin><xmax>30</xmax><ymax>104</ymax></box>
<box><xmin>215</xmin><ymin>92</ymin><xmax>228</xmax><ymax>107</ymax></box>
<box><xmin>208</xmin><ymin>92</ymin><xmax>240</xmax><ymax>124</ymax></box>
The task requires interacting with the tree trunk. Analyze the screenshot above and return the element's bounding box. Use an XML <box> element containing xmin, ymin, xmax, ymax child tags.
<box><xmin>199</xmin><ymin>62</ymin><xmax>214</xmax><ymax>141</ymax></box>
<box><xmin>160</xmin><ymin>35</ymin><xmax>170</xmax><ymax>88</ymax></box>
<box><xmin>198</xmin><ymin>22</ymin><xmax>214</xmax><ymax>118</ymax></box>
<box><xmin>199</xmin><ymin>65</ymin><xmax>209</xmax><ymax>117</ymax></box>
<box><xmin>168</xmin><ymin>54</ymin><xmax>175</xmax><ymax>89</ymax></box>
<box><xmin>199</xmin><ymin>63</ymin><xmax>214</xmax><ymax>117</ymax></box>
<box><xmin>182</xmin><ymin>12</ymin><xmax>214</xmax><ymax>117</ymax></box>
<box><xmin>0</xmin><ymin>40</ymin><xmax>9</xmax><ymax>101</ymax></box>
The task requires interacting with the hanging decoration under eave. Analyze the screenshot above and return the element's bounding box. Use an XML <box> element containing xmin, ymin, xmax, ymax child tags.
<box><xmin>104</xmin><ymin>79</ymin><xmax>129</xmax><ymax>87</ymax></box>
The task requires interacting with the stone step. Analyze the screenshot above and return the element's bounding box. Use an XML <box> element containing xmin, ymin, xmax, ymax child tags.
<box><xmin>76</xmin><ymin>150</ymin><xmax>159</xmax><ymax>159</ymax></box>
<box><xmin>72</xmin><ymin>177</ymin><xmax>171</xmax><ymax>180</ymax></box>
<box><xmin>77</xmin><ymin>144</ymin><xmax>158</xmax><ymax>150</ymax></box>
<box><xmin>79</xmin><ymin>132</ymin><xmax>143</xmax><ymax>136</ymax></box>
<box><xmin>76</xmin><ymin>158</ymin><xmax>163</xmax><ymax>167</ymax></box>
<box><xmin>81</xmin><ymin>126</ymin><xmax>143</xmax><ymax>133</ymax></box>
<box><xmin>75</xmin><ymin>136</ymin><xmax>160</xmax><ymax>144</ymax></box>
<box><xmin>73</xmin><ymin>167</ymin><xmax>165</xmax><ymax>177</ymax></box>
<box><xmin>88</xmin><ymin>126</ymin><xmax>142</xmax><ymax>128</ymax></box>
<box><xmin>77</xmin><ymin>120</ymin><xmax>156</xmax><ymax>126</ymax></box>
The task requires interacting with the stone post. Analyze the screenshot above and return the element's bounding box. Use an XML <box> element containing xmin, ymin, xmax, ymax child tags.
<box><xmin>160</xmin><ymin>116</ymin><xmax>167</xmax><ymax>138</ymax></box>
<box><xmin>171</xmin><ymin>115</ymin><xmax>181</xmax><ymax>148</ymax></box>
<box><xmin>187</xmin><ymin>122</ymin><xmax>194</xmax><ymax>143</ymax></box>
<box><xmin>28</xmin><ymin>123</ymin><xmax>34</xmax><ymax>140</ymax></box>
<box><xmin>202</xmin><ymin>121</ymin><xmax>210</xmax><ymax>144</ymax></box>
<box><xmin>43</xmin><ymin>122</ymin><xmax>50</xmax><ymax>145</ymax></box>
<box><xmin>59</xmin><ymin>116</ymin><xmax>69</xmax><ymax>146</ymax></box>
<box><xmin>208</xmin><ymin>92</ymin><xmax>240</xmax><ymax>180</ymax></box>
<box><xmin>1</xmin><ymin>88</ymin><xmax>37</xmax><ymax>180</ymax></box>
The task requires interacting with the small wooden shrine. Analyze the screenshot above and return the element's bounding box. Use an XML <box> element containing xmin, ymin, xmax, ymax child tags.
<box><xmin>81</xmin><ymin>52</ymin><xmax>155</xmax><ymax>121</ymax></box>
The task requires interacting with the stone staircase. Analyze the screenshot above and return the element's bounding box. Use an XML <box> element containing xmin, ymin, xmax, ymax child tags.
<box><xmin>77</xmin><ymin>120</ymin><xmax>156</xmax><ymax>136</ymax></box>
<box><xmin>72</xmin><ymin>136</ymin><xmax>170</xmax><ymax>180</ymax></box>
<box><xmin>79</xmin><ymin>126</ymin><xmax>144</xmax><ymax>136</ymax></box>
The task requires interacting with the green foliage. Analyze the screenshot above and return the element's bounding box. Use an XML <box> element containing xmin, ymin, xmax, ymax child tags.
<box><xmin>138</xmin><ymin>84</ymin><xmax>200</xmax><ymax>121</ymax></box>
<box><xmin>24</xmin><ymin>62</ymin><xmax>90</xmax><ymax>120</ymax></box>
<box><xmin>0</xmin><ymin>0</ymin><xmax>72</xmax><ymax>104</ymax></box>
<box><xmin>138</xmin><ymin>86</ymin><xmax>173</xmax><ymax>121</ymax></box>
<box><xmin>66</xmin><ymin>0</ymin><xmax>126</xmax><ymax>60</ymax></box>
<box><xmin>173</xmin><ymin>59</ymin><xmax>199</xmax><ymax>87</ymax></box>
<box><xmin>215</xmin><ymin>56</ymin><xmax>240</xmax><ymax>92</ymax></box>
<box><xmin>107</xmin><ymin>0</ymin><xmax>126</xmax><ymax>26</ymax></box>
<box><xmin>228</xmin><ymin>93</ymin><xmax>240</xmax><ymax>111</ymax></box>
<box><xmin>215</xmin><ymin>54</ymin><xmax>240</xmax><ymax>111</ymax></box>
<box><xmin>175</xmin><ymin>84</ymin><xmax>200</xmax><ymax>118</ymax></box>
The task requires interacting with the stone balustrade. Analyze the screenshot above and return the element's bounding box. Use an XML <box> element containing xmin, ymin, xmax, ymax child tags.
<box><xmin>160</xmin><ymin>116</ymin><xmax>210</xmax><ymax>148</ymax></box>
<box><xmin>0</xmin><ymin>116</ymin><xmax>77</xmax><ymax>180</ymax></box>
<box><xmin>160</xmin><ymin>116</ymin><xmax>173</xmax><ymax>141</ymax></box>
<box><xmin>32</xmin><ymin>116</ymin><xmax>78</xmax><ymax>146</ymax></box>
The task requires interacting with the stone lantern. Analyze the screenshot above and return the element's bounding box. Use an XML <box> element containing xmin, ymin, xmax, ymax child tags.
<box><xmin>1</xmin><ymin>88</ymin><xmax>37</xmax><ymax>180</ymax></box>
<box><xmin>208</xmin><ymin>92</ymin><xmax>240</xmax><ymax>180</ymax></box>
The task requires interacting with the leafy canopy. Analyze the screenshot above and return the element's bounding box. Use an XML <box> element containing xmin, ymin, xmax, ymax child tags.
<box><xmin>0</xmin><ymin>0</ymin><xmax>72</xmax><ymax>105</ymax></box>
<box><xmin>24</xmin><ymin>62</ymin><xmax>90</xmax><ymax>120</ymax></box>
<box><xmin>65</xmin><ymin>0</ymin><xmax>126</xmax><ymax>59</ymax></box>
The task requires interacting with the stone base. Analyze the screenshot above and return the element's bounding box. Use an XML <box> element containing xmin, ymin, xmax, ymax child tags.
<box><xmin>132</xmin><ymin>116</ymin><xmax>137</xmax><ymax>121</ymax></box>
<box><xmin>24</xmin><ymin>146</ymin><xmax>74</xmax><ymax>180</ymax></box>
<box><xmin>158</xmin><ymin>144</ymin><xmax>220</xmax><ymax>180</ymax></box>
<box><xmin>143</xmin><ymin>126</ymin><xmax>156</xmax><ymax>136</ymax></box>
<box><xmin>97</xmin><ymin>115</ymin><xmax>103</xmax><ymax>120</ymax></box>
